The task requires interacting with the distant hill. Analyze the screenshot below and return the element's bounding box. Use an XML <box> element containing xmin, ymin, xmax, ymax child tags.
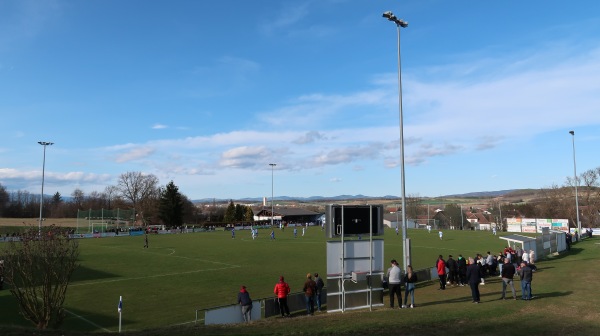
<box><xmin>442</xmin><ymin>190</ymin><xmax>519</xmax><ymax>198</ymax></box>
<box><xmin>192</xmin><ymin>190</ymin><xmax>526</xmax><ymax>203</ymax></box>
<box><xmin>193</xmin><ymin>194</ymin><xmax>377</xmax><ymax>203</ymax></box>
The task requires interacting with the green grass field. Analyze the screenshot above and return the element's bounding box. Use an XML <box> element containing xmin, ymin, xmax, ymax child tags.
<box><xmin>1</xmin><ymin>227</ymin><xmax>598</xmax><ymax>335</ymax></box>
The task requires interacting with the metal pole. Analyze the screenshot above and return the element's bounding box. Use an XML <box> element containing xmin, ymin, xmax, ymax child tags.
<box><xmin>38</xmin><ymin>141</ymin><xmax>53</xmax><ymax>235</ymax></box>
<box><xmin>460</xmin><ymin>205</ymin><xmax>464</xmax><ymax>230</ymax></box>
<box><xmin>383</xmin><ymin>11</ymin><xmax>410</xmax><ymax>272</ymax></box>
<box><xmin>269</xmin><ymin>163</ymin><xmax>276</xmax><ymax>228</ymax></box>
<box><xmin>498</xmin><ymin>202</ymin><xmax>503</xmax><ymax>231</ymax></box>
<box><xmin>569</xmin><ymin>131</ymin><xmax>581</xmax><ymax>237</ymax></box>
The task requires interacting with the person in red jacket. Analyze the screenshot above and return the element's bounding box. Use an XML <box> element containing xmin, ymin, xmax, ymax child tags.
<box><xmin>273</xmin><ymin>276</ymin><xmax>291</xmax><ymax>317</ymax></box>
<box><xmin>437</xmin><ymin>255</ymin><xmax>447</xmax><ymax>290</ymax></box>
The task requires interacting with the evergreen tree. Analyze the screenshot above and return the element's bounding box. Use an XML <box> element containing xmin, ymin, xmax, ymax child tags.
<box><xmin>234</xmin><ymin>204</ymin><xmax>245</xmax><ymax>221</ymax></box>
<box><xmin>223</xmin><ymin>200</ymin><xmax>236</xmax><ymax>223</ymax></box>
<box><xmin>158</xmin><ymin>181</ymin><xmax>184</xmax><ymax>228</ymax></box>
<box><xmin>244</xmin><ymin>207</ymin><xmax>254</xmax><ymax>222</ymax></box>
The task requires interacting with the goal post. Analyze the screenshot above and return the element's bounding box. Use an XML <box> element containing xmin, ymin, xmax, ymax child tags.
<box><xmin>76</xmin><ymin>208</ymin><xmax>135</xmax><ymax>233</ymax></box>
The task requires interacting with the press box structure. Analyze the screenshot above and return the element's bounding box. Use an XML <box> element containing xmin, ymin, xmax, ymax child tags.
<box><xmin>325</xmin><ymin>204</ymin><xmax>385</xmax><ymax>312</ymax></box>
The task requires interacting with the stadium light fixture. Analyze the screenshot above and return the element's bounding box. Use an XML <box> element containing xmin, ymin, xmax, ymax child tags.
<box><xmin>38</xmin><ymin>141</ymin><xmax>54</xmax><ymax>235</ymax></box>
<box><xmin>382</xmin><ymin>10</ymin><xmax>410</xmax><ymax>271</ymax></box>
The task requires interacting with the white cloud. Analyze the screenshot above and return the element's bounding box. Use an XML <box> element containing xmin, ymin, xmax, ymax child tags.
<box><xmin>114</xmin><ymin>147</ymin><xmax>156</xmax><ymax>163</ymax></box>
<box><xmin>259</xmin><ymin>2</ymin><xmax>310</xmax><ymax>35</ymax></box>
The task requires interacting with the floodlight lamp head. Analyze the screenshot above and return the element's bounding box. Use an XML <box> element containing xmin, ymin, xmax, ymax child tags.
<box><xmin>383</xmin><ymin>11</ymin><xmax>397</xmax><ymax>22</ymax></box>
<box><xmin>399</xmin><ymin>20</ymin><xmax>408</xmax><ymax>28</ymax></box>
<box><xmin>569</xmin><ymin>130</ymin><xmax>574</xmax><ymax>135</ymax></box>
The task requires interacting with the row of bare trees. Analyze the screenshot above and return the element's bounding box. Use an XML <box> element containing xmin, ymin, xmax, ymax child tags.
<box><xmin>0</xmin><ymin>172</ymin><xmax>203</xmax><ymax>226</ymax></box>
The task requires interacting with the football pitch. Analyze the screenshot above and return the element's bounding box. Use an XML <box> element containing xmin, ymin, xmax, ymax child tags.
<box><xmin>0</xmin><ymin>227</ymin><xmax>514</xmax><ymax>332</ymax></box>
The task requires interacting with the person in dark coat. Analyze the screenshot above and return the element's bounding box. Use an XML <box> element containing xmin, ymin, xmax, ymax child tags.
<box><xmin>518</xmin><ymin>261</ymin><xmax>534</xmax><ymax>300</ymax></box>
<box><xmin>466</xmin><ymin>257</ymin><xmax>481</xmax><ymax>303</ymax></box>
<box><xmin>500</xmin><ymin>259</ymin><xmax>517</xmax><ymax>300</ymax></box>
<box><xmin>237</xmin><ymin>285</ymin><xmax>252</xmax><ymax>322</ymax></box>
<box><xmin>314</xmin><ymin>272</ymin><xmax>325</xmax><ymax>312</ymax></box>
<box><xmin>457</xmin><ymin>255</ymin><xmax>467</xmax><ymax>286</ymax></box>
<box><xmin>446</xmin><ymin>255</ymin><xmax>458</xmax><ymax>286</ymax></box>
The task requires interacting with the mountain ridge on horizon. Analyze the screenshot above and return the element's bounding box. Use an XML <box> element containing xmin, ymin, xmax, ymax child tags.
<box><xmin>192</xmin><ymin>189</ymin><xmax>521</xmax><ymax>203</ymax></box>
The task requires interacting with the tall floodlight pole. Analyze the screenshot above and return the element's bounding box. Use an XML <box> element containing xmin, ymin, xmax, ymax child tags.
<box><xmin>569</xmin><ymin>131</ymin><xmax>581</xmax><ymax>237</ymax></box>
<box><xmin>269</xmin><ymin>163</ymin><xmax>277</xmax><ymax>228</ymax></box>
<box><xmin>38</xmin><ymin>141</ymin><xmax>54</xmax><ymax>234</ymax></box>
<box><xmin>383</xmin><ymin>11</ymin><xmax>410</xmax><ymax>271</ymax></box>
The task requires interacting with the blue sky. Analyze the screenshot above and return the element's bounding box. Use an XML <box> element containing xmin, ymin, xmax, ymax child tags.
<box><xmin>1</xmin><ymin>0</ymin><xmax>599</xmax><ymax>200</ymax></box>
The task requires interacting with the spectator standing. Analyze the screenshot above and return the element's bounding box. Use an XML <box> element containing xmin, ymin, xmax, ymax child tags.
<box><xmin>436</xmin><ymin>255</ymin><xmax>447</xmax><ymax>290</ymax></box>
<box><xmin>522</xmin><ymin>250</ymin><xmax>530</xmax><ymax>264</ymax></box>
<box><xmin>516</xmin><ymin>246</ymin><xmax>523</xmax><ymax>264</ymax></box>
<box><xmin>273</xmin><ymin>276</ymin><xmax>291</xmax><ymax>317</ymax></box>
<box><xmin>500</xmin><ymin>259</ymin><xmax>517</xmax><ymax>300</ymax></box>
<box><xmin>529</xmin><ymin>249</ymin><xmax>535</xmax><ymax>265</ymax></box>
<box><xmin>386</xmin><ymin>259</ymin><xmax>403</xmax><ymax>308</ymax></box>
<box><xmin>446</xmin><ymin>255</ymin><xmax>458</xmax><ymax>286</ymax></box>
<box><xmin>486</xmin><ymin>252</ymin><xmax>495</xmax><ymax>276</ymax></box>
<box><xmin>476</xmin><ymin>254</ymin><xmax>486</xmax><ymax>285</ymax></box>
<box><xmin>237</xmin><ymin>285</ymin><xmax>253</xmax><ymax>322</ymax></box>
<box><xmin>518</xmin><ymin>261</ymin><xmax>534</xmax><ymax>300</ymax></box>
<box><xmin>402</xmin><ymin>265</ymin><xmax>417</xmax><ymax>308</ymax></box>
<box><xmin>457</xmin><ymin>255</ymin><xmax>467</xmax><ymax>286</ymax></box>
<box><xmin>303</xmin><ymin>273</ymin><xmax>317</xmax><ymax>315</ymax></box>
<box><xmin>497</xmin><ymin>251</ymin><xmax>505</xmax><ymax>277</ymax></box>
<box><xmin>314</xmin><ymin>273</ymin><xmax>325</xmax><ymax>312</ymax></box>
<box><xmin>0</xmin><ymin>259</ymin><xmax>4</xmax><ymax>290</ymax></box>
<box><xmin>466</xmin><ymin>257</ymin><xmax>481</xmax><ymax>303</ymax></box>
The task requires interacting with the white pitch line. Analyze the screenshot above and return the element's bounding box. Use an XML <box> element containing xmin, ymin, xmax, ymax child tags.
<box><xmin>64</xmin><ymin>308</ymin><xmax>111</xmax><ymax>332</ymax></box>
<box><xmin>170</xmin><ymin>320</ymin><xmax>199</xmax><ymax>326</ymax></box>
<box><xmin>104</xmin><ymin>245</ymin><xmax>240</xmax><ymax>267</ymax></box>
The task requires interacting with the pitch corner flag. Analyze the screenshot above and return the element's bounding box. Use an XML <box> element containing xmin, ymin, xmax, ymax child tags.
<box><xmin>118</xmin><ymin>296</ymin><xmax>123</xmax><ymax>333</ymax></box>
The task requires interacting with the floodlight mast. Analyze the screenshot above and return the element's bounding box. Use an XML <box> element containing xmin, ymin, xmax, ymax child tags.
<box><xmin>269</xmin><ymin>163</ymin><xmax>277</xmax><ymax>229</ymax></box>
<box><xmin>382</xmin><ymin>10</ymin><xmax>410</xmax><ymax>271</ymax></box>
<box><xmin>38</xmin><ymin>141</ymin><xmax>54</xmax><ymax>235</ymax></box>
<box><xmin>569</xmin><ymin>131</ymin><xmax>581</xmax><ymax>237</ymax></box>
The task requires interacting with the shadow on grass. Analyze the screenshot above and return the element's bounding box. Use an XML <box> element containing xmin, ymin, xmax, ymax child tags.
<box><xmin>70</xmin><ymin>265</ymin><xmax>119</xmax><ymax>283</ymax></box>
